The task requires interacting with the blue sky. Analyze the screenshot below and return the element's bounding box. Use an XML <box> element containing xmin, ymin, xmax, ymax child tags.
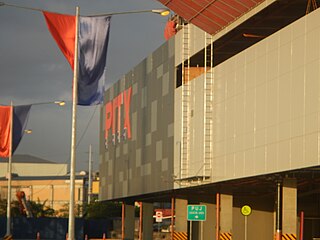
<box><xmin>0</xmin><ymin>0</ymin><xmax>169</xmax><ymax>171</ymax></box>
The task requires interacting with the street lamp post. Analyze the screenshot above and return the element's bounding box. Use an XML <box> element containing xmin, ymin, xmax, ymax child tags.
<box><xmin>5</xmin><ymin>100</ymin><xmax>65</xmax><ymax>237</ymax></box>
<box><xmin>88</xmin><ymin>8</ymin><xmax>170</xmax><ymax>17</ymax></box>
<box><xmin>67</xmin><ymin>7</ymin><xmax>169</xmax><ymax>240</ymax></box>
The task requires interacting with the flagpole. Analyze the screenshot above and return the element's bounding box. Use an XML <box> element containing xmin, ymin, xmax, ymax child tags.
<box><xmin>6</xmin><ymin>101</ymin><xmax>13</xmax><ymax>237</ymax></box>
<box><xmin>68</xmin><ymin>6</ymin><xmax>79</xmax><ymax>240</ymax></box>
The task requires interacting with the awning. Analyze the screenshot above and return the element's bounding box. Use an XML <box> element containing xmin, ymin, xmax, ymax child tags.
<box><xmin>158</xmin><ymin>0</ymin><xmax>265</xmax><ymax>35</ymax></box>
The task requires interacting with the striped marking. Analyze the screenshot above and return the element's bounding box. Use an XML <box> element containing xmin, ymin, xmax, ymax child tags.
<box><xmin>3</xmin><ymin>235</ymin><xmax>13</xmax><ymax>240</ymax></box>
<box><xmin>173</xmin><ymin>231</ymin><xmax>187</xmax><ymax>240</ymax></box>
<box><xmin>220</xmin><ymin>232</ymin><xmax>232</xmax><ymax>240</ymax></box>
<box><xmin>282</xmin><ymin>234</ymin><xmax>296</xmax><ymax>240</ymax></box>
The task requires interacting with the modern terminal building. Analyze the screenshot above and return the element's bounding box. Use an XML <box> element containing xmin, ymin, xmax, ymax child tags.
<box><xmin>99</xmin><ymin>1</ymin><xmax>320</xmax><ymax>239</ymax></box>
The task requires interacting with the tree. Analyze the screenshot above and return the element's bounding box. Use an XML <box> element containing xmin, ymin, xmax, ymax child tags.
<box><xmin>0</xmin><ymin>198</ymin><xmax>55</xmax><ymax>218</ymax></box>
<box><xmin>83</xmin><ymin>201</ymin><xmax>122</xmax><ymax>219</ymax></box>
<box><xmin>0</xmin><ymin>199</ymin><xmax>24</xmax><ymax>217</ymax></box>
<box><xmin>55</xmin><ymin>203</ymin><xmax>83</xmax><ymax>218</ymax></box>
<box><xmin>29</xmin><ymin>199</ymin><xmax>55</xmax><ymax>217</ymax></box>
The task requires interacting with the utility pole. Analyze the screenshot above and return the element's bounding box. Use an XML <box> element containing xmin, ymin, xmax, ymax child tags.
<box><xmin>88</xmin><ymin>144</ymin><xmax>92</xmax><ymax>204</ymax></box>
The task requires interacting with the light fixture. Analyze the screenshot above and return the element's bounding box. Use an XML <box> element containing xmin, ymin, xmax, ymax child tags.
<box><xmin>152</xmin><ymin>9</ymin><xmax>170</xmax><ymax>16</ymax></box>
<box><xmin>24</xmin><ymin>129</ymin><xmax>32</xmax><ymax>134</ymax></box>
<box><xmin>54</xmin><ymin>101</ymin><xmax>66</xmax><ymax>106</ymax></box>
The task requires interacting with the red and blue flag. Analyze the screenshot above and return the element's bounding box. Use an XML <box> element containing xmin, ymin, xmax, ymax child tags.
<box><xmin>43</xmin><ymin>12</ymin><xmax>111</xmax><ymax>106</ymax></box>
<box><xmin>0</xmin><ymin>105</ymin><xmax>31</xmax><ymax>158</ymax></box>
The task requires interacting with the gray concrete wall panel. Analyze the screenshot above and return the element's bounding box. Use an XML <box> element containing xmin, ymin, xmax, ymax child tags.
<box><xmin>100</xmin><ymin>42</ymin><xmax>175</xmax><ymax>200</ymax></box>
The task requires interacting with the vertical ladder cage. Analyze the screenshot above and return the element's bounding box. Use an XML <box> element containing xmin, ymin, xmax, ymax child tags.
<box><xmin>180</xmin><ymin>23</ymin><xmax>191</xmax><ymax>183</ymax></box>
<box><xmin>203</xmin><ymin>32</ymin><xmax>214</xmax><ymax>182</ymax></box>
<box><xmin>306</xmin><ymin>0</ymin><xmax>318</xmax><ymax>14</ymax></box>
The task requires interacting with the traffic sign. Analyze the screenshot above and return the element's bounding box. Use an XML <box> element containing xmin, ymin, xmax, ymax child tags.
<box><xmin>187</xmin><ymin>205</ymin><xmax>206</xmax><ymax>221</ymax></box>
<box><xmin>155</xmin><ymin>211</ymin><xmax>163</xmax><ymax>222</ymax></box>
<box><xmin>241</xmin><ymin>205</ymin><xmax>252</xmax><ymax>216</ymax></box>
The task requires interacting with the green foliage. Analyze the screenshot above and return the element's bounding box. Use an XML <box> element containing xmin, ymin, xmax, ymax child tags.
<box><xmin>0</xmin><ymin>199</ymin><xmax>7</xmax><ymax>216</ymax></box>
<box><xmin>83</xmin><ymin>201</ymin><xmax>122</xmax><ymax>219</ymax></box>
<box><xmin>0</xmin><ymin>198</ymin><xmax>133</xmax><ymax>220</ymax></box>
<box><xmin>55</xmin><ymin>203</ymin><xmax>83</xmax><ymax>218</ymax></box>
<box><xmin>0</xmin><ymin>198</ymin><xmax>55</xmax><ymax>218</ymax></box>
<box><xmin>0</xmin><ymin>199</ymin><xmax>24</xmax><ymax>217</ymax></box>
<box><xmin>29</xmin><ymin>199</ymin><xmax>55</xmax><ymax>218</ymax></box>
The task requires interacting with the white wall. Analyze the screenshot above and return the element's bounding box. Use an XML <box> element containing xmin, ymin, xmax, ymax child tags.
<box><xmin>174</xmin><ymin>8</ymin><xmax>320</xmax><ymax>185</ymax></box>
<box><xmin>212</xmin><ymin>8</ymin><xmax>320</xmax><ymax>182</ymax></box>
<box><xmin>0</xmin><ymin>162</ymin><xmax>67</xmax><ymax>177</ymax></box>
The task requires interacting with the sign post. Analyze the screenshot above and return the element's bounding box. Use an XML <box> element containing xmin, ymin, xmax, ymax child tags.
<box><xmin>187</xmin><ymin>205</ymin><xmax>207</xmax><ymax>240</ymax></box>
<box><xmin>241</xmin><ymin>205</ymin><xmax>252</xmax><ymax>240</ymax></box>
<box><xmin>155</xmin><ymin>211</ymin><xmax>163</xmax><ymax>223</ymax></box>
<box><xmin>155</xmin><ymin>211</ymin><xmax>163</xmax><ymax>233</ymax></box>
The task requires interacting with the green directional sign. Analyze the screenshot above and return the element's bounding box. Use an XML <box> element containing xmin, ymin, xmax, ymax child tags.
<box><xmin>187</xmin><ymin>205</ymin><xmax>207</xmax><ymax>221</ymax></box>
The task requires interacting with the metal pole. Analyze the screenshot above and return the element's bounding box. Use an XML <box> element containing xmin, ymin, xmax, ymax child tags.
<box><xmin>6</xmin><ymin>102</ymin><xmax>13</xmax><ymax>236</ymax></box>
<box><xmin>122</xmin><ymin>202</ymin><xmax>125</xmax><ymax>240</ymax></box>
<box><xmin>88</xmin><ymin>144</ymin><xmax>92</xmax><ymax>204</ymax></box>
<box><xmin>68</xmin><ymin>6</ymin><xmax>79</xmax><ymax>240</ymax></box>
<box><xmin>139</xmin><ymin>202</ymin><xmax>142</xmax><ymax>240</ymax></box>
<box><xmin>216</xmin><ymin>193</ymin><xmax>220</xmax><ymax>240</ymax></box>
<box><xmin>299</xmin><ymin>211</ymin><xmax>304</xmax><ymax>240</ymax></box>
<box><xmin>275</xmin><ymin>182</ymin><xmax>282</xmax><ymax>240</ymax></box>
<box><xmin>244</xmin><ymin>216</ymin><xmax>248</xmax><ymax>240</ymax></box>
<box><xmin>171</xmin><ymin>197</ymin><xmax>175</xmax><ymax>240</ymax></box>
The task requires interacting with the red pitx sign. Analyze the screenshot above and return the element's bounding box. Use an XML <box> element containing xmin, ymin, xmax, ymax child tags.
<box><xmin>105</xmin><ymin>87</ymin><xmax>132</xmax><ymax>149</ymax></box>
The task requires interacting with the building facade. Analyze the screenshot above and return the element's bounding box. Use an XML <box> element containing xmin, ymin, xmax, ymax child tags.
<box><xmin>99</xmin><ymin>1</ymin><xmax>320</xmax><ymax>239</ymax></box>
<box><xmin>0</xmin><ymin>154</ymin><xmax>68</xmax><ymax>178</ymax></box>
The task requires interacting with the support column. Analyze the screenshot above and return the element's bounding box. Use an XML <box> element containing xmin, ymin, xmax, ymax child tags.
<box><xmin>275</xmin><ymin>182</ymin><xmax>282</xmax><ymax>240</ymax></box>
<box><xmin>200</xmin><ymin>202</ymin><xmax>216</xmax><ymax>240</ymax></box>
<box><xmin>175</xmin><ymin>198</ymin><xmax>188</xmax><ymax>237</ymax></box>
<box><xmin>220</xmin><ymin>194</ymin><xmax>233</xmax><ymax>239</ymax></box>
<box><xmin>142</xmin><ymin>202</ymin><xmax>153</xmax><ymax>240</ymax></box>
<box><xmin>122</xmin><ymin>202</ymin><xmax>135</xmax><ymax>240</ymax></box>
<box><xmin>282</xmin><ymin>178</ymin><xmax>297</xmax><ymax>238</ymax></box>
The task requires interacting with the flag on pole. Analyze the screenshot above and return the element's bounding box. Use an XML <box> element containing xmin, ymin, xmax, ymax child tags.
<box><xmin>12</xmin><ymin>105</ymin><xmax>32</xmax><ymax>153</ymax></box>
<box><xmin>43</xmin><ymin>12</ymin><xmax>76</xmax><ymax>69</ymax></box>
<box><xmin>78</xmin><ymin>16</ymin><xmax>111</xmax><ymax>105</ymax></box>
<box><xmin>43</xmin><ymin>12</ymin><xmax>111</xmax><ymax>106</ymax></box>
<box><xmin>0</xmin><ymin>105</ymin><xmax>31</xmax><ymax>158</ymax></box>
<box><xmin>0</xmin><ymin>106</ymin><xmax>12</xmax><ymax>158</ymax></box>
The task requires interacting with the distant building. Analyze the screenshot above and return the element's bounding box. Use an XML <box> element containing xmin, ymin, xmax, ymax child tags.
<box><xmin>0</xmin><ymin>175</ymin><xmax>87</xmax><ymax>215</ymax></box>
<box><xmin>0</xmin><ymin>155</ymin><xmax>93</xmax><ymax>215</ymax></box>
<box><xmin>0</xmin><ymin>154</ymin><xmax>68</xmax><ymax>177</ymax></box>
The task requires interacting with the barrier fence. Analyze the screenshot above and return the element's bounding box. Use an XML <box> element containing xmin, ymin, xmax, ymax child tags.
<box><xmin>0</xmin><ymin>217</ymin><xmax>113</xmax><ymax>239</ymax></box>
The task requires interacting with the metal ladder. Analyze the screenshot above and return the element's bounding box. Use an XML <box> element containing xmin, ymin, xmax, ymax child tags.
<box><xmin>180</xmin><ymin>23</ymin><xmax>191</xmax><ymax>182</ymax></box>
<box><xmin>203</xmin><ymin>32</ymin><xmax>213</xmax><ymax>181</ymax></box>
